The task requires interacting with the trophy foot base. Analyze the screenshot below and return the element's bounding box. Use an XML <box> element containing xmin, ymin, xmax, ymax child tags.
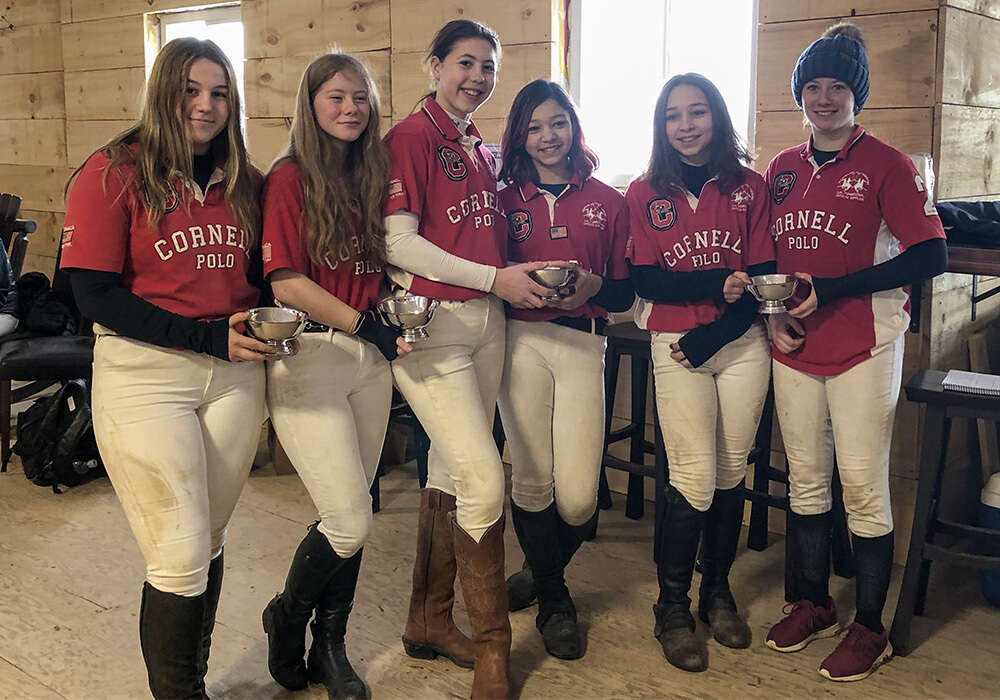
<box><xmin>268</xmin><ymin>339</ymin><xmax>298</xmax><ymax>356</ymax></box>
<box><xmin>758</xmin><ymin>301</ymin><xmax>791</xmax><ymax>314</ymax></box>
<box><xmin>401</xmin><ymin>328</ymin><xmax>429</xmax><ymax>343</ymax></box>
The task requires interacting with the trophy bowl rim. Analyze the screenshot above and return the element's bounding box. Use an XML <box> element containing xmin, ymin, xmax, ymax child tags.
<box><xmin>246</xmin><ymin>306</ymin><xmax>309</xmax><ymax>324</ymax></box>
<box><xmin>529</xmin><ymin>266</ymin><xmax>573</xmax><ymax>289</ymax></box>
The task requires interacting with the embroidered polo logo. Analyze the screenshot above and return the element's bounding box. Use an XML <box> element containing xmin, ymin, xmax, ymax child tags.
<box><xmin>730</xmin><ymin>184</ymin><xmax>753</xmax><ymax>212</ymax></box>
<box><xmin>772</xmin><ymin>171</ymin><xmax>796</xmax><ymax>205</ymax></box>
<box><xmin>581</xmin><ymin>201</ymin><xmax>607</xmax><ymax>229</ymax></box>
<box><xmin>647</xmin><ymin>197</ymin><xmax>676</xmax><ymax>231</ymax></box>
<box><xmin>836</xmin><ymin>170</ymin><xmax>870</xmax><ymax>202</ymax></box>
<box><xmin>509</xmin><ymin>209</ymin><xmax>532</xmax><ymax>241</ymax></box>
<box><xmin>437</xmin><ymin>146</ymin><xmax>468</xmax><ymax>181</ymax></box>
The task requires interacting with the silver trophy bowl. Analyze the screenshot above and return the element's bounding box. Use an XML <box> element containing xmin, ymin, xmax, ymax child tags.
<box><xmin>747</xmin><ymin>274</ymin><xmax>799</xmax><ymax>314</ymax></box>
<box><xmin>529</xmin><ymin>265</ymin><xmax>574</xmax><ymax>301</ymax></box>
<box><xmin>246</xmin><ymin>306</ymin><xmax>308</xmax><ymax>356</ymax></box>
<box><xmin>377</xmin><ymin>295</ymin><xmax>439</xmax><ymax>342</ymax></box>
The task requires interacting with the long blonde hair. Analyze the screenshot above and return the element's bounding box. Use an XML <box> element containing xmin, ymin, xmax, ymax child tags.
<box><xmin>273</xmin><ymin>52</ymin><xmax>389</xmax><ymax>267</ymax></box>
<box><xmin>69</xmin><ymin>38</ymin><xmax>260</xmax><ymax>243</ymax></box>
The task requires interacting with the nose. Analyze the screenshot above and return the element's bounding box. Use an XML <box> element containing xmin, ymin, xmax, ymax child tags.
<box><xmin>192</xmin><ymin>90</ymin><xmax>211</xmax><ymax>113</ymax></box>
<box><xmin>471</xmin><ymin>65</ymin><xmax>485</xmax><ymax>83</ymax></box>
<box><xmin>342</xmin><ymin>99</ymin><xmax>357</xmax><ymax>115</ymax></box>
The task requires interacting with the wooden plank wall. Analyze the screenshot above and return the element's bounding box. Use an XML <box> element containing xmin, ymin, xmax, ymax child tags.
<box><xmin>755</xmin><ymin>0</ymin><xmax>1000</xmax><ymax>557</ymax></box>
<box><xmin>0</xmin><ymin>0</ymin><xmax>559</xmax><ymax>278</ymax></box>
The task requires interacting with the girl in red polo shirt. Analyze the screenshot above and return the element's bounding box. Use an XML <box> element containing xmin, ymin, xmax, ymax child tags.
<box><xmin>626</xmin><ymin>73</ymin><xmax>776</xmax><ymax>673</ymax></box>
<box><xmin>763</xmin><ymin>23</ymin><xmax>946</xmax><ymax>682</ymax></box>
<box><xmin>384</xmin><ymin>19</ymin><xmax>557</xmax><ymax>698</ymax></box>
<box><xmin>497</xmin><ymin>79</ymin><xmax>633</xmax><ymax>661</ymax></box>
<box><xmin>60</xmin><ymin>39</ymin><xmax>273</xmax><ymax>698</ymax></box>
<box><xmin>258</xmin><ymin>53</ymin><xmax>407</xmax><ymax>700</ymax></box>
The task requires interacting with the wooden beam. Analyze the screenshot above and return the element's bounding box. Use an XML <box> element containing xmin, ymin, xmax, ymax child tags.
<box><xmin>391</xmin><ymin>42</ymin><xmax>555</xmax><ymax>122</ymax></box>
<box><xmin>0</xmin><ymin>165</ymin><xmax>75</xmax><ymax>212</ymax></box>
<box><xmin>1</xmin><ymin>0</ymin><xmax>61</xmax><ymax>26</ymax></box>
<box><xmin>0</xmin><ymin>119</ymin><xmax>67</xmax><ymax>167</ymax></box>
<box><xmin>66</xmin><ymin>120</ymin><xmax>132</xmax><ymax>167</ymax></box>
<box><xmin>387</xmin><ymin>0</ymin><xmax>557</xmax><ymax>53</ymax></box>
<box><xmin>0</xmin><ymin>22</ymin><xmax>63</xmax><ymax>74</ymax></box>
<box><xmin>753</xmin><ymin>107</ymin><xmax>933</xmax><ymax>171</ymax></box>
<box><xmin>759</xmin><ymin>0</ymin><xmax>937</xmax><ymax>23</ymax></box>
<box><xmin>0</xmin><ymin>72</ymin><xmax>65</xmax><ymax>119</ymax></box>
<box><xmin>245</xmin><ymin>51</ymin><xmax>391</xmax><ymax>119</ymax></box>
<box><xmin>61</xmin><ymin>15</ymin><xmax>144</xmax><ymax>71</ymax></box>
<box><xmin>943</xmin><ymin>0</ymin><xmax>1000</xmax><ymax>21</ymax></box>
<box><xmin>243</xmin><ymin>0</ymin><xmax>390</xmax><ymax>59</ymax></box>
<box><xmin>64</xmin><ymin>67</ymin><xmax>144</xmax><ymax>120</ymax></box>
<box><xmin>69</xmin><ymin>0</ymin><xmax>207</xmax><ymax>22</ymax></box>
<box><xmin>937</xmin><ymin>104</ymin><xmax>1000</xmax><ymax>200</ymax></box>
<box><xmin>756</xmin><ymin>11</ymin><xmax>937</xmax><ymax>111</ymax></box>
<box><xmin>940</xmin><ymin>6</ymin><xmax>1000</xmax><ymax>108</ymax></box>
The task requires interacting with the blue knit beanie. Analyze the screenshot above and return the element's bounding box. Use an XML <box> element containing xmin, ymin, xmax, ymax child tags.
<box><xmin>791</xmin><ymin>27</ymin><xmax>869</xmax><ymax>114</ymax></box>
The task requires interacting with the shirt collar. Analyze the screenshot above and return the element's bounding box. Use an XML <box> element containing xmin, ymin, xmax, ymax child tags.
<box><xmin>518</xmin><ymin>172</ymin><xmax>584</xmax><ymax>202</ymax></box>
<box><xmin>422</xmin><ymin>97</ymin><xmax>483</xmax><ymax>145</ymax></box>
<box><xmin>800</xmin><ymin>125</ymin><xmax>866</xmax><ymax>162</ymax></box>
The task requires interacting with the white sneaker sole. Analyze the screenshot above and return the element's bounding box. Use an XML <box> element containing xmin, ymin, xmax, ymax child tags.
<box><xmin>765</xmin><ymin>622</ymin><xmax>840</xmax><ymax>653</ymax></box>
<box><xmin>818</xmin><ymin>640</ymin><xmax>893</xmax><ymax>681</ymax></box>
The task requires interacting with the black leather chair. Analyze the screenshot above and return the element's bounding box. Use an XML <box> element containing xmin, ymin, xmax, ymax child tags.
<box><xmin>0</xmin><ymin>200</ymin><xmax>94</xmax><ymax>468</ymax></box>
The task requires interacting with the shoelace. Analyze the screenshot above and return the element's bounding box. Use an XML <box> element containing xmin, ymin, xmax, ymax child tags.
<box><xmin>835</xmin><ymin>622</ymin><xmax>876</xmax><ymax>652</ymax></box>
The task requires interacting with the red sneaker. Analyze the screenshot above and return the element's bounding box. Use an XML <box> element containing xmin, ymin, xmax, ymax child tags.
<box><xmin>819</xmin><ymin>622</ymin><xmax>892</xmax><ymax>682</ymax></box>
<box><xmin>765</xmin><ymin>597</ymin><xmax>839</xmax><ymax>652</ymax></box>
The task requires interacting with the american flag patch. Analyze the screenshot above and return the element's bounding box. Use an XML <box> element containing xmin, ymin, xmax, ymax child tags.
<box><xmin>262</xmin><ymin>242</ymin><xmax>272</xmax><ymax>263</ymax></box>
<box><xmin>388</xmin><ymin>179</ymin><xmax>404</xmax><ymax>198</ymax></box>
<box><xmin>60</xmin><ymin>225</ymin><xmax>74</xmax><ymax>247</ymax></box>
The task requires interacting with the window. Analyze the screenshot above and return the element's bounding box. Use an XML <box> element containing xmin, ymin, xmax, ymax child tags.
<box><xmin>569</xmin><ymin>0</ymin><xmax>756</xmax><ymax>187</ymax></box>
<box><xmin>144</xmin><ymin>3</ymin><xmax>245</xmax><ymax>106</ymax></box>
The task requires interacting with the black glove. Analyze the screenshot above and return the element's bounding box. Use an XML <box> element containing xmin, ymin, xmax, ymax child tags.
<box><xmin>354</xmin><ymin>310</ymin><xmax>402</xmax><ymax>361</ymax></box>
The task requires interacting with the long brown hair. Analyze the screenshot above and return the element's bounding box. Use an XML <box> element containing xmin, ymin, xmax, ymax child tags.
<box><xmin>500</xmin><ymin>79</ymin><xmax>598</xmax><ymax>187</ymax></box>
<box><xmin>68</xmin><ymin>38</ymin><xmax>260</xmax><ymax>242</ymax></box>
<box><xmin>273</xmin><ymin>52</ymin><xmax>390</xmax><ymax>267</ymax></box>
<box><xmin>644</xmin><ymin>73</ymin><xmax>750</xmax><ymax>196</ymax></box>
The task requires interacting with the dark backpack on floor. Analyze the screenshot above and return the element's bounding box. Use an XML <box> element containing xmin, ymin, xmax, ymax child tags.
<box><xmin>10</xmin><ymin>379</ymin><xmax>103</xmax><ymax>492</ymax></box>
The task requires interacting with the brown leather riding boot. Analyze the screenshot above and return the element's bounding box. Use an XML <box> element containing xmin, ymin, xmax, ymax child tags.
<box><xmin>402</xmin><ymin>489</ymin><xmax>476</xmax><ymax>669</ymax></box>
<box><xmin>452</xmin><ymin>515</ymin><xmax>512</xmax><ymax>700</ymax></box>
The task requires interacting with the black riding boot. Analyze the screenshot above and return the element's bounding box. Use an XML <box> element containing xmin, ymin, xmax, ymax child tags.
<box><xmin>262</xmin><ymin>523</ymin><xmax>348</xmax><ymax>690</ymax></box>
<box><xmin>852</xmin><ymin>532</ymin><xmax>894</xmax><ymax>633</ymax></box>
<box><xmin>308</xmin><ymin>549</ymin><xmax>368</xmax><ymax>699</ymax></box>
<box><xmin>698</xmin><ymin>487</ymin><xmax>751</xmax><ymax>648</ymax></box>
<box><xmin>654</xmin><ymin>486</ymin><xmax>707</xmax><ymax>672</ymax></box>
<box><xmin>195</xmin><ymin>550</ymin><xmax>225</xmax><ymax>693</ymax></box>
<box><xmin>140</xmin><ymin>583</ymin><xmax>209</xmax><ymax>699</ymax></box>
<box><xmin>511</xmin><ymin>501</ymin><xmax>583</xmax><ymax>660</ymax></box>
<box><xmin>787</xmin><ymin>510</ymin><xmax>832</xmax><ymax>606</ymax></box>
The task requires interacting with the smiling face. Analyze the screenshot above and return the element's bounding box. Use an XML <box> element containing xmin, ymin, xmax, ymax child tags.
<box><xmin>524</xmin><ymin>98</ymin><xmax>573</xmax><ymax>181</ymax></box>
<box><xmin>664</xmin><ymin>83</ymin><xmax>714</xmax><ymax>166</ymax></box>
<box><xmin>312</xmin><ymin>70</ymin><xmax>371</xmax><ymax>149</ymax></box>
<box><xmin>430</xmin><ymin>38</ymin><xmax>497</xmax><ymax>118</ymax></box>
<box><xmin>801</xmin><ymin>77</ymin><xmax>855</xmax><ymax>139</ymax></box>
<box><xmin>183</xmin><ymin>57</ymin><xmax>230</xmax><ymax>155</ymax></box>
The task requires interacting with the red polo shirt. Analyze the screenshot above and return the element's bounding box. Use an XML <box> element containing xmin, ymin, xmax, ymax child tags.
<box><xmin>500</xmin><ymin>175</ymin><xmax>628</xmax><ymax>322</ymax></box>
<box><xmin>625</xmin><ymin>168</ymin><xmax>774</xmax><ymax>332</ymax></box>
<box><xmin>262</xmin><ymin>159</ymin><xmax>383</xmax><ymax>312</ymax></box>
<box><xmin>60</xmin><ymin>147</ymin><xmax>259</xmax><ymax>320</ymax></box>
<box><xmin>764</xmin><ymin>126</ymin><xmax>945</xmax><ymax>375</ymax></box>
<box><xmin>383</xmin><ymin>98</ymin><xmax>506</xmax><ymax>301</ymax></box>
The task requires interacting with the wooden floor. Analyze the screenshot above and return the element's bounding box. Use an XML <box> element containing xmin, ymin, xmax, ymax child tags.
<box><xmin>2</xmin><ymin>459</ymin><xmax>999</xmax><ymax>700</ymax></box>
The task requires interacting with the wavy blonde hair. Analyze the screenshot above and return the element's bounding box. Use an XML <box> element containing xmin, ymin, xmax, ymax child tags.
<box><xmin>69</xmin><ymin>38</ymin><xmax>260</xmax><ymax>243</ymax></box>
<box><xmin>272</xmin><ymin>52</ymin><xmax>389</xmax><ymax>267</ymax></box>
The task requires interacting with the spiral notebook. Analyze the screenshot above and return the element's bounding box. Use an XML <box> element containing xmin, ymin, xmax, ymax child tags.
<box><xmin>942</xmin><ymin>369</ymin><xmax>1000</xmax><ymax>396</ymax></box>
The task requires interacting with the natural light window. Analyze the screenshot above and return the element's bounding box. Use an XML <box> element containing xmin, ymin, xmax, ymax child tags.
<box><xmin>570</xmin><ymin>0</ymin><xmax>755</xmax><ymax>188</ymax></box>
<box><xmin>145</xmin><ymin>3</ymin><xmax>245</xmax><ymax>110</ymax></box>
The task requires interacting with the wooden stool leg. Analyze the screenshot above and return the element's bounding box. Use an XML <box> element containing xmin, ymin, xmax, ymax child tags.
<box><xmin>748</xmin><ymin>382</ymin><xmax>775</xmax><ymax>551</ymax></box>
<box><xmin>625</xmin><ymin>355</ymin><xmax>649</xmax><ymax>520</ymax></box>
<box><xmin>784</xmin><ymin>511</ymin><xmax>798</xmax><ymax>603</ymax></box>
<box><xmin>0</xmin><ymin>379</ymin><xmax>10</xmax><ymax>471</ymax></box>
<box><xmin>890</xmin><ymin>407</ymin><xmax>950</xmax><ymax>656</ymax></box>
<box><xmin>598</xmin><ymin>346</ymin><xmax>621</xmax><ymax>511</ymax></box>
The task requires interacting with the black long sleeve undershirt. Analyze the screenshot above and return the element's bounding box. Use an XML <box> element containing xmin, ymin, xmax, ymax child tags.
<box><xmin>69</xmin><ymin>269</ymin><xmax>232</xmax><ymax>360</ymax></box>
<box><xmin>676</xmin><ymin>261</ymin><xmax>777</xmax><ymax>368</ymax></box>
<box><xmin>591</xmin><ymin>276</ymin><xmax>635</xmax><ymax>313</ymax></box>
<box><xmin>629</xmin><ymin>262</ymin><xmax>732</xmax><ymax>303</ymax></box>
<box><xmin>811</xmin><ymin>238</ymin><xmax>947</xmax><ymax>307</ymax></box>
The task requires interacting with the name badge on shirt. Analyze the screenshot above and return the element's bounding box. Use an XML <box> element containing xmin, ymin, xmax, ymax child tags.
<box><xmin>549</xmin><ymin>225</ymin><xmax>568</xmax><ymax>240</ymax></box>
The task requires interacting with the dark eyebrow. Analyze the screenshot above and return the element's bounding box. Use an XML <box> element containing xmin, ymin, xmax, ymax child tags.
<box><xmin>187</xmin><ymin>79</ymin><xmax>229</xmax><ymax>90</ymax></box>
